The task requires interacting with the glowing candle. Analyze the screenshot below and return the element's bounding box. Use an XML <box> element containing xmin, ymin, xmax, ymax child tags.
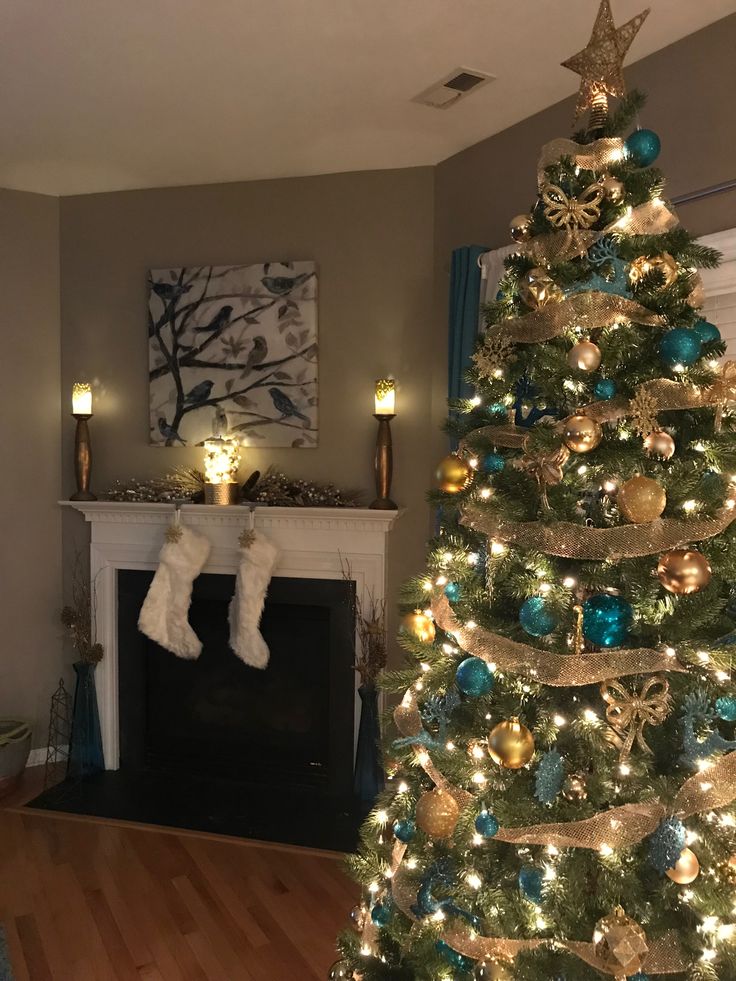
<box><xmin>72</xmin><ymin>382</ymin><xmax>92</xmax><ymax>416</ymax></box>
<box><xmin>374</xmin><ymin>378</ymin><xmax>396</xmax><ymax>416</ymax></box>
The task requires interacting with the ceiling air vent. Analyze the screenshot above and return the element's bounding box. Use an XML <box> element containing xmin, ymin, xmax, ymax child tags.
<box><xmin>412</xmin><ymin>68</ymin><xmax>495</xmax><ymax>109</ymax></box>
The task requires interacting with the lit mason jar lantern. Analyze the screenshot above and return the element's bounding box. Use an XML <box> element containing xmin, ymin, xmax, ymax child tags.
<box><xmin>203</xmin><ymin>435</ymin><xmax>241</xmax><ymax>505</ymax></box>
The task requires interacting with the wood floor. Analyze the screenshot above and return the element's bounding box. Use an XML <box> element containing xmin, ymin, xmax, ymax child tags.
<box><xmin>0</xmin><ymin>769</ymin><xmax>358</xmax><ymax>980</ymax></box>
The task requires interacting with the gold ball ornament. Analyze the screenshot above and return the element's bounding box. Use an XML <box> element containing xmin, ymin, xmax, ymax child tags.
<box><xmin>628</xmin><ymin>251</ymin><xmax>679</xmax><ymax>288</ymax></box>
<box><xmin>400</xmin><ymin>610</ymin><xmax>435</xmax><ymax>644</ymax></box>
<box><xmin>562</xmin><ymin>772</ymin><xmax>588</xmax><ymax>801</ymax></box>
<box><xmin>562</xmin><ymin>415</ymin><xmax>603</xmax><ymax>454</ymax></box>
<box><xmin>519</xmin><ymin>267</ymin><xmax>563</xmax><ymax>310</ymax></box>
<box><xmin>350</xmin><ymin>903</ymin><xmax>368</xmax><ymax>932</ymax></box>
<box><xmin>594</xmin><ymin>907</ymin><xmax>649</xmax><ymax>977</ymax></box>
<box><xmin>567</xmin><ymin>339</ymin><xmax>602</xmax><ymax>372</ymax></box>
<box><xmin>436</xmin><ymin>454</ymin><xmax>472</xmax><ymax>494</ymax></box>
<box><xmin>643</xmin><ymin>430</ymin><xmax>675</xmax><ymax>460</ymax></box>
<box><xmin>328</xmin><ymin>960</ymin><xmax>356</xmax><ymax>980</ymax></box>
<box><xmin>415</xmin><ymin>788</ymin><xmax>460</xmax><ymax>839</ymax></box>
<box><xmin>600</xmin><ymin>176</ymin><xmax>625</xmax><ymax>204</ymax></box>
<box><xmin>488</xmin><ymin>717</ymin><xmax>535</xmax><ymax>769</ymax></box>
<box><xmin>665</xmin><ymin>847</ymin><xmax>700</xmax><ymax>884</ymax></box>
<box><xmin>509</xmin><ymin>213</ymin><xmax>533</xmax><ymax>243</ymax></box>
<box><xmin>657</xmin><ymin>548</ymin><xmax>712</xmax><ymax>595</ymax></box>
<box><xmin>618</xmin><ymin>475</ymin><xmax>666</xmax><ymax>523</ymax></box>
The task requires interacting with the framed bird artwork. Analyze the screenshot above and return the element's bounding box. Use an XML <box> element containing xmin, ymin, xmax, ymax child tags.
<box><xmin>148</xmin><ymin>261</ymin><xmax>318</xmax><ymax>447</ymax></box>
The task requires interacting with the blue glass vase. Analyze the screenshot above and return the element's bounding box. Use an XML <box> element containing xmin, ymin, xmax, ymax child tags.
<box><xmin>67</xmin><ymin>660</ymin><xmax>104</xmax><ymax>778</ymax></box>
<box><xmin>354</xmin><ymin>682</ymin><xmax>385</xmax><ymax>808</ymax></box>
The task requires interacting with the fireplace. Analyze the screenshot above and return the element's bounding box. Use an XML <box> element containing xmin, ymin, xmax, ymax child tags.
<box><xmin>118</xmin><ymin>571</ymin><xmax>356</xmax><ymax>795</ymax></box>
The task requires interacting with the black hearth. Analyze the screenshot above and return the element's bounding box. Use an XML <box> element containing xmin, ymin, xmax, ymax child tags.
<box><xmin>28</xmin><ymin>571</ymin><xmax>362</xmax><ymax>851</ymax></box>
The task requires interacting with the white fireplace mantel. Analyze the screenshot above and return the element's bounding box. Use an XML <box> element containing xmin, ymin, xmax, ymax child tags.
<box><xmin>61</xmin><ymin>501</ymin><xmax>402</xmax><ymax>769</ymax></box>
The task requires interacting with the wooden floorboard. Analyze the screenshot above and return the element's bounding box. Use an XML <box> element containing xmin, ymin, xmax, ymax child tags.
<box><xmin>0</xmin><ymin>768</ymin><xmax>358</xmax><ymax>980</ymax></box>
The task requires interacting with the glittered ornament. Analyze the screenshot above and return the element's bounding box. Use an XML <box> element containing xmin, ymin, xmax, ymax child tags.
<box><xmin>393</xmin><ymin>818</ymin><xmax>416</xmax><ymax>844</ymax></box>
<box><xmin>519</xmin><ymin>267</ymin><xmax>563</xmax><ymax>310</ymax></box>
<box><xmin>436</xmin><ymin>454</ymin><xmax>472</xmax><ymax>494</ymax></box>
<box><xmin>444</xmin><ymin>581</ymin><xmax>461</xmax><ymax>602</ymax></box>
<box><xmin>657</xmin><ymin>549</ymin><xmax>712</xmax><ymax>595</ymax></box>
<box><xmin>509</xmin><ymin>213</ymin><xmax>532</xmax><ymax>243</ymax></box>
<box><xmin>643</xmin><ymin>430</ymin><xmax>675</xmax><ymax>460</ymax></box>
<box><xmin>594</xmin><ymin>378</ymin><xmax>617</xmax><ymax>400</ymax></box>
<box><xmin>328</xmin><ymin>959</ymin><xmax>355</xmax><ymax>980</ymax></box>
<box><xmin>535</xmin><ymin>749</ymin><xmax>564</xmax><ymax>804</ymax></box>
<box><xmin>594</xmin><ymin>907</ymin><xmax>649</xmax><ymax>976</ymax></box>
<box><xmin>665</xmin><ymin>847</ymin><xmax>700</xmax><ymax>884</ymax></box>
<box><xmin>475</xmin><ymin>958</ymin><xmax>513</xmax><ymax>981</ymax></box>
<box><xmin>399</xmin><ymin>610</ymin><xmax>435</xmax><ymax>644</ymax></box>
<box><xmin>716</xmin><ymin>696</ymin><xmax>736</xmax><ymax>722</ymax></box>
<box><xmin>692</xmin><ymin>317</ymin><xmax>721</xmax><ymax>345</ymax></box>
<box><xmin>562</xmin><ymin>772</ymin><xmax>588</xmax><ymax>801</ymax></box>
<box><xmin>488</xmin><ymin>717</ymin><xmax>535</xmax><ymax>769</ymax></box>
<box><xmin>415</xmin><ymin>788</ymin><xmax>460</xmax><ymax>838</ymax></box>
<box><xmin>435</xmin><ymin>940</ymin><xmax>473</xmax><ymax>973</ymax></box>
<box><xmin>455</xmin><ymin>656</ymin><xmax>495</xmax><ymax>697</ymax></box>
<box><xmin>600</xmin><ymin>175</ymin><xmax>625</xmax><ymax>203</ymax></box>
<box><xmin>482</xmin><ymin>451</ymin><xmax>505</xmax><ymax>474</ymax></box>
<box><xmin>568</xmin><ymin>339</ymin><xmax>602</xmax><ymax>372</ymax></box>
<box><xmin>629</xmin><ymin>252</ymin><xmax>678</xmax><ymax>288</ymax></box>
<box><xmin>563</xmin><ymin>414</ymin><xmax>603</xmax><ymax>453</ymax></box>
<box><xmin>583</xmin><ymin>593</ymin><xmax>632</xmax><ymax>648</ymax></box>
<box><xmin>648</xmin><ymin>816</ymin><xmax>686</xmax><ymax>874</ymax></box>
<box><xmin>625</xmin><ymin>128</ymin><xmax>660</xmax><ymax>167</ymax></box>
<box><xmin>618</xmin><ymin>475</ymin><xmax>666</xmax><ymax>523</ymax></box>
<box><xmin>659</xmin><ymin>328</ymin><xmax>702</xmax><ymax>368</ymax></box>
<box><xmin>350</xmin><ymin>904</ymin><xmax>367</xmax><ymax>931</ymax></box>
<box><xmin>518</xmin><ymin>865</ymin><xmax>543</xmax><ymax>903</ymax></box>
<box><xmin>519</xmin><ymin>596</ymin><xmax>558</xmax><ymax>637</ymax></box>
<box><xmin>475</xmin><ymin>809</ymin><xmax>499</xmax><ymax>839</ymax></box>
<box><xmin>370</xmin><ymin>899</ymin><xmax>392</xmax><ymax>927</ymax></box>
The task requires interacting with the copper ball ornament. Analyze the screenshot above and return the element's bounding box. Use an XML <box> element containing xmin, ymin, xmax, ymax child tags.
<box><xmin>665</xmin><ymin>847</ymin><xmax>700</xmax><ymax>884</ymax></box>
<box><xmin>350</xmin><ymin>904</ymin><xmax>367</xmax><ymax>932</ymax></box>
<box><xmin>400</xmin><ymin>610</ymin><xmax>435</xmax><ymax>644</ymax></box>
<box><xmin>594</xmin><ymin>907</ymin><xmax>648</xmax><ymax>976</ymax></box>
<box><xmin>628</xmin><ymin>251</ymin><xmax>678</xmax><ymax>288</ymax></box>
<box><xmin>509</xmin><ymin>213</ymin><xmax>533</xmax><ymax>243</ymax></box>
<box><xmin>488</xmin><ymin>717</ymin><xmax>535</xmax><ymax>769</ymax></box>
<box><xmin>415</xmin><ymin>788</ymin><xmax>460</xmax><ymax>838</ymax></box>
<box><xmin>643</xmin><ymin>430</ymin><xmax>675</xmax><ymax>460</ymax></box>
<box><xmin>436</xmin><ymin>453</ymin><xmax>472</xmax><ymax>494</ymax></box>
<box><xmin>562</xmin><ymin>415</ymin><xmax>603</xmax><ymax>454</ymax></box>
<box><xmin>618</xmin><ymin>475</ymin><xmax>666</xmax><ymax>523</ymax></box>
<box><xmin>600</xmin><ymin>176</ymin><xmax>625</xmax><ymax>204</ymax></box>
<box><xmin>519</xmin><ymin>267</ymin><xmax>563</xmax><ymax>310</ymax></box>
<box><xmin>562</xmin><ymin>772</ymin><xmax>588</xmax><ymax>801</ymax></box>
<box><xmin>657</xmin><ymin>549</ymin><xmax>712</xmax><ymax>595</ymax></box>
<box><xmin>567</xmin><ymin>339</ymin><xmax>602</xmax><ymax>372</ymax></box>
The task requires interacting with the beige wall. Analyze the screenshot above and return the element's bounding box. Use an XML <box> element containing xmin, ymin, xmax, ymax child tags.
<box><xmin>59</xmin><ymin>167</ymin><xmax>441</xmax><ymax>664</ymax></box>
<box><xmin>0</xmin><ymin>189</ymin><xmax>61</xmax><ymax>747</ymax></box>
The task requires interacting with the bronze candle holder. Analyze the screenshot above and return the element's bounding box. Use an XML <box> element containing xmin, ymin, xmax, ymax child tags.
<box><xmin>70</xmin><ymin>411</ymin><xmax>97</xmax><ymax>501</ymax></box>
<box><xmin>370</xmin><ymin>413</ymin><xmax>397</xmax><ymax>510</ymax></box>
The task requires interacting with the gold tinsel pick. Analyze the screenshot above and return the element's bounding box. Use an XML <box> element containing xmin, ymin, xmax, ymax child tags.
<box><xmin>561</xmin><ymin>0</ymin><xmax>650</xmax><ymax>120</ymax></box>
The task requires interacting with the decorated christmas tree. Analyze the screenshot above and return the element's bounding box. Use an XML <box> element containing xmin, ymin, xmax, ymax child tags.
<box><xmin>331</xmin><ymin>4</ymin><xmax>736</xmax><ymax>980</ymax></box>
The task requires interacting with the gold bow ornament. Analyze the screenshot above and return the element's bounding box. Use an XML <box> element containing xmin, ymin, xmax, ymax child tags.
<box><xmin>708</xmin><ymin>360</ymin><xmax>736</xmax><ymax>432</ymax></box>
<box><xmin>542</xmin><ymin>182</ymin><xmax>604</xmax><ymax>230</ymax></box>
<box><xmin>515</xmin><ymin>438</ymin><xmax>570</xmax><ymax>510</ymax></box>
<box><xmin>600</xmin><ymin>674</ymin><xmax>671</xmax><ymax>760</ymax></box>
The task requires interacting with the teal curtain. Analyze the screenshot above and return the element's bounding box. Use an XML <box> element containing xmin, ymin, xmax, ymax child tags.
<box><xmin>448</xmin><ymin>245</ymin><xmax>488</xmax><ymax>403</ymax></box>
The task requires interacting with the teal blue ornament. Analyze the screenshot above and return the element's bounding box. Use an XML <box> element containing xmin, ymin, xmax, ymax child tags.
<box><xmin>482</xmin><ymin>452</ymin><xmax>505</xmax><ymax>474</ymax></box>
<box><xmin>455</xmin><ymin>656</ymin><xmax>495</xmax><ymax>697</ymax></box>
<box><xmin>435</xmin><ymin>940</ymin><xmax>473</xmax><ymax>972</ymax></box>
<box><xmin>444</xmin><ymin>582</ymin><xmax>461</xmax><ymax>602</ymax></box>
<box><xmin>583</xmin><ymin>594</ymin><xmax>632</xmax><ymax>648</ymax></box>
<box><xmin>594</xmin><ymin>378</ymin><xmax>617</xmax><ymax>400</ymax></box>
<box><xmin>371</xmin><ymin>900</ymin><xmax>392</xmax><ymax>927</ymax></box>
<box><xmin>518</xmin><ymin>865</ymin><xmax>543</xmax><ymax>903</ymax></box>
<box><xmin>659</xmin><ymin>328</ymin><xmax>701</xmax><ymax>368</ymax></box>
<box><xmin>692</xmin><ymin>318</ymin><xmax>721</xmax><ymax>345</ymax></box>
<box><xmin>519</xmin><ymin>596</ymin><xmax>558</xmax><ymax>637</ymax></box>
<box><xmin>625</xmin><ymin>128</ymin><xmax>661</xmax><ymax>167</ymax></box>
<box><xmin>393</xmin><ymin>818</ymin><xmax>416</xmax><ymax>843</ymax></box>
<box><xmin>475</xmin><ymin>810</ymin><xmax>499</xmax><ymax>838</ymax></box>
<box><xmin>717</xmin><ymin>696</ymin><xmax>736</xmax><ymax>722</ymax></box>
<box><xmin>648</xmin><ymin>816</ymin><xmax>685</xmax><ymax>874</ymax></box>
<box><xmin>628</xmin><ymin>975</ymin><xmax>650</xmax><ymax>981</ymax></box>
<box><xmin>534</xmin><ymin>749</ymin><xmax>564</xmax><ymax>804</ymax></box>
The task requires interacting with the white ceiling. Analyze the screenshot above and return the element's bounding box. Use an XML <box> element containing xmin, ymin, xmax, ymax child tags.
<box><xmin>1</xmin><ymin>0</ymin><xmax>734</xmax><ymax>196</ymax></box>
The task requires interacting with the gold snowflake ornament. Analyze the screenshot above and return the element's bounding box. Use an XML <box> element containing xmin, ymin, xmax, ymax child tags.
<box><xmin>629</xmin><ymin>386</ymin><xmax>658</xmax><ymax>437</ymax></box>
<box><xmin>165</xmin><ymin>524</ymin><xmax>183</xmax><ymax>544</ymax></box>
<box><xmin>472</xmin><ymin>331</ymin><xmax>514</xmax><ymax>381</ymax></box>
<box><xmin>239</xmin><ymin>528</ymin><xmax>256</xmax><ymax>549</ymax></box>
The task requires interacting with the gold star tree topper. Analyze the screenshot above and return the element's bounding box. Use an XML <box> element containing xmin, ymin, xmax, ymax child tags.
<box><xmin>562</xmin><ymin>0</ymin><xmax>650</xmax><ymax>120</ymax></box>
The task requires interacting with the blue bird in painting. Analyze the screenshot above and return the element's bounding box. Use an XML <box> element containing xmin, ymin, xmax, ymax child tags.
<box><xmin>183</xmin><ymin>379</ymin><xmax>214</xmax><ymax>406</ymax></box>
<box><xmin>194</xmin><ymin>304</ymin><xmax>233</xmax><ymax>333</ymax></box>
<box><xmin>151</xmin><ymin>280</ymin><xmax>193</xmax><ymax>301</ymax></box>
<box><xmin>261</xmin><ymin>272</ymin><xmax>311</xmax><ymax>295</ymax></box>
<box><xmin>269</xmin><ymin>387</ymin><xmax>310</xmax><ymax>424</ymax></box>
<box><xmin>158</xmin><ymin>417</ymin><xmax>186</xmax><ymax>445</ymax></box>
<box><xmin>244</xmin><ymin>336</ymin><xmax>268</xmax><ymax>370</ymax></box>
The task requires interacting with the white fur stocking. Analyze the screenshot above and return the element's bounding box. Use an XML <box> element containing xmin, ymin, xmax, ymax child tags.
<box><xmin>138</xmin><ymin>525</ymin><xmax>211</xmax><ymax>659</ymax></box>
<box><xmin>229</xmin><ymin>531</ymin><xmax>279</xmax><ymax>669</ymax></box>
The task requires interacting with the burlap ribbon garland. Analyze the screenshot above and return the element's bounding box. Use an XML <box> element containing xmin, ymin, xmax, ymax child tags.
<box><xmin>485</xmin><ymin>293</ymin><xmax>664</xmax><ymax>346</ymax></box>
<box><xmin>431</xmin><ymin>594</ymin><xmax>687</xmax><ymax>687</ymax></box>
<box><xmin>462</xmin><ymin>424</ymin><xmax>528</xmax><ymax>450</ymax></box>
<box><xmin>461</xmin><ymin>503</ymin><xmax>736</xmax><ymax>560</ymax></box>
<box><xmin>537</xmin><ymin>137</ymin><xmax>625</xmax><ymax>187</ymax></box>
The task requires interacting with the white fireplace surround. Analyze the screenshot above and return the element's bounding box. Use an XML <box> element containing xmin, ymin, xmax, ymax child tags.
<box><xmin>62</xmin><ymin>501</ymin><xmax>402</xmax><ymax>770</ymax></box>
